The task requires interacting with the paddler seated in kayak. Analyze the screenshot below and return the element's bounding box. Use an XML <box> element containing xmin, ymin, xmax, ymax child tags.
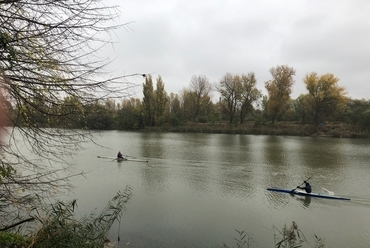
<box><xmin>117</xmin><ymin>151</ymin><xmax>123</xmax><ymax>159</ymax></box>
<box><xmin>297</xmin><ymin>181</ymin><xmax>312</xmax><ymax>193</ymax></box>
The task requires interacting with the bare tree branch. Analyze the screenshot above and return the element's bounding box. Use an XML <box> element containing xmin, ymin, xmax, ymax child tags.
<box><xmin>0</xmin><ymin>0</ymin><xmax>139</xmax><ymax>229</ymax></box>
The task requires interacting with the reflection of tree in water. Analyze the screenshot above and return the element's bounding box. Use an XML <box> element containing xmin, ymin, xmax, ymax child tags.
<box><xmin>267</xmin><ymin>193</ymin><xmax>311</xmax><ymax>209</ymax></box>
<box><xmin>298</xmin><ymin>138</ymin><xmax>344</xmax><ymax>171</ymax></box>
<box><xmin>262</xmin><ymin>136</ymin><xmax>292</xmax><ymax>188</ymax></box>
<box><xmin>264</xmin><ymin>136</ymin><xmax>285</xmax><ymax>166</ymax></box>
<box><xmin>139</xmin><ymin>132</ymin><xmax>168</xmax><ymax>193</ymax></box>
<box><xmin>214</xmin><ymin>135</ymin><xmax>255</xmax><ymax>198</ymax></box>
<box><xmin>140</xmin><ymin>132</ymin><xmax>165</xmax><ymax>159</ymax></box>
<box><xmin>298</xmin><ymin>138</ymin><xmax>348</xmax><ymax>191</ymax></box>
<box><xmin>216</xmin><ymin>135</ymin><xmax>253</xmax><ymax>163</ymax></box>
<box><xmin>266</xmin><ymin>192</ymin><xmax>291</xmax><ymax>209</ymax></box>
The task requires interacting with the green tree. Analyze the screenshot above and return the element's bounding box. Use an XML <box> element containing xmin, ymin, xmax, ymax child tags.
<box><xmin>57</xmin><ymin>96</ymin><xmax>86</xmax><ymax>129</ymax></box>
<box><xmin>117</xmin><ymin>98</ymin><xmax>143</xmax><ymax>129</ymax></box>
<box><xmin>169</xmin><ymin>92</ymin><xmax>181</xmax><ymax>116</ymax></box>
<box><xmin>180</xmin><ymin>89</ymin><xmax>195</xmax><ymax>121</ymax></box>
<box><xmin>265</xmin><ymin>65</ymin><xmax>296</xmax><ymax>124</ymax></box>
<box><xmin>84</xmin><ymin>101</ymin><xmax>114</xmax><ymax>130</ymax></box>
<box><xmin>363</xmin><ymin>109</ymin><xmax>370</xmax><ymax>132</ymax></box>
<box><xmin>142</xmin><ymin>75</ymin><xmax>155</xmax><ymax>126</ymax></box>
<box><xmin>154</xmin><ymin>75</ymin><xmax>169</xmax><ymax>126</ymax></box>
<box><xmin>168</xmin><ymin>92</ymin><xmax>181</xmax><ymax>126</ymax></box>
<box><xmin>343</xmin><ymin>99</ymin><xmax>370</xmax><ymax>130</ymax></box>
<box><xmin>291</xmin><ymin>94</ymin><xmax>310</xmax><ymax>124</ymax></box>
<box><xmin>304</xmin><ymin>72</ymin><xmax>347</xmax><ymax>125</ymax></box>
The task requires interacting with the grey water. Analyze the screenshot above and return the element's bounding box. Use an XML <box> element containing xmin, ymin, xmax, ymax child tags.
<box><xmin>63</xmin><ymin>131</ymin><xmax>370</xmax><ymax>248</ymax></box>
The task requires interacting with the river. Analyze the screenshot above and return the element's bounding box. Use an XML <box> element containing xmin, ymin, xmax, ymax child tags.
<box><xmin>62</xmin><ymin>131</ymin><xmax>370</xmax><ymax>247</ymax></box>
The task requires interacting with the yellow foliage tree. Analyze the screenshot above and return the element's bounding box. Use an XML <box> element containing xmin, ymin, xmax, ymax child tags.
<box><xmin>265</xmin><ymin>65</ymin><xmax>296</xmax><ymax>124</ymax></box>
<box><xmin>304</xmin><ymin>72</ymin><xmax>348</xmax><ymax>125</ymax></box>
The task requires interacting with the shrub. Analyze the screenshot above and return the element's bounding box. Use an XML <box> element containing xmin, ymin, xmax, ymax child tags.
<box><xmin>0</xmin><ymin>232</ymin><xmax>30</xmax><ymax>248</ymax></box>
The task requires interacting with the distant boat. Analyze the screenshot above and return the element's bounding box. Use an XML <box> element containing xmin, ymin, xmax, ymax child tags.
<box><xmin>97</xmin><ymin>155</ymin><xmax>148</xmax><ymax>163</ymax></box>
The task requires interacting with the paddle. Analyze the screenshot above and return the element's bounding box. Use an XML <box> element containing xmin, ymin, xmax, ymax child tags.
<box><xmin>123</xmin><ymin>154</ymin><xmax>141</xmax><ymax>159</ymax></box>
<box><xmin>290</xmin><ymin>176</ymin><xmax>312</xmax><ymax>193</ymax></box>
<box><xmin>123</xmin><ymin>154</ymin><xmax>149</xmax><ymax>162</ymax></box>
<box><xmin>127</xmin><ymin>159</ymin><xmax>149</xmax><ymax>163</ymax></box>
<box><xmin>97</xmin><ymin>155</ymin><xmax>116</xmax><ymax>159</ymax></box>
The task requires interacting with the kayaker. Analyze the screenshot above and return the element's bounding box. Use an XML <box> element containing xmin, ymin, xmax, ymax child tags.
<box><xmin>297</xmin><ymin>181</ymin><xmax>312</xmax><ymax>193</ymax></box>
<box><xmin>117</xmin><ymin>151</ymin><xmax>123</xmax><ymax>159</ymax></box>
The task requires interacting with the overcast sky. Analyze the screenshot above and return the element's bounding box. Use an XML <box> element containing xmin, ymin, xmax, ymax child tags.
<box><xmin>105</xmin><ymin>0</ymin><xmax>370</xmax><ymax>100</ymax></box>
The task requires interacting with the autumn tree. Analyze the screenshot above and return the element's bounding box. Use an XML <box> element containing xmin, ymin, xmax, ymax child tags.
<box><xmin>239</xmin><ymin>72</ymin><xmax>262</xmax><ymax>123</ymax></box>
<box><xmin>265</xmin><ymin>65</ymin><xmax>296</xmax><ymax>124</ymax></box>
<box><xmin>304</xmin><ymin>73</ymin><xmax>347</xmax><ymax>125</ymax></box>
<box><xmin>189</xmin><ymin>75</ymin><xmax>212</xmax><ymax>121</ymax></box>
<box><xmin>0</xmin><ymin>0</ymin><xmax>139</xmax><ymax>230</ymax></box>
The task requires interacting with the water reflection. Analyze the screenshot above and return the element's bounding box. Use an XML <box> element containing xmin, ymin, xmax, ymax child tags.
<box><xmin>140</xmin><ymin>132</ymin><xmax>166</xmax><ymax>158</ymax></box>
<box><xmin>267</xmin><ymin>191</ymin><xmax>312</xmax><ymax>209</ymax></box>
<box><xmin>263</xmin><ymin>136</ymin><xmax>286</xmax><ymax>167</ymax></box>
<box><xmin>262</xmin><ymin>136</ymin><xmax>294</xmax><ymax>189</ymax></box>
<box><xmin>298</xmin><ymin>195</ymin><xmax>311</xmax><ymax>208</ymax></box>
<box><xmin>299</xmin><ymin>138</ymin><xmax>345</xmax><ymax>170</ymax></box>
<box><xmin>266</xmin><ymin>191</ymin><xmax>291</xmax><ymax>209</ymax></box>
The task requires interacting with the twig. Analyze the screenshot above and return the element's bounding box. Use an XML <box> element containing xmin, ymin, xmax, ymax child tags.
<box><xmin>0</xmin><ymin>217</ymin><xmax>35</xmax><ymax>231</ymax></box>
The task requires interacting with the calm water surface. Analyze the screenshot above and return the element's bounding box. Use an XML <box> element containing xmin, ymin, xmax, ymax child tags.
<box><xmin>63</xmin><ymin>131</ymin><xmax>370</xmax><ymax>248</ymax></box>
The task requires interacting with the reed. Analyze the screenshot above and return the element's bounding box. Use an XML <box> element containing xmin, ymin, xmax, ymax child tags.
<box><xmin>224</xmin><ymin>221</ymin><xmax>325</xmax><ymax>248</ymax></box>
<box><xmin>25</xmin><ymin>186</ymin><xmax>132</xmax><ymax>248</ymax></box>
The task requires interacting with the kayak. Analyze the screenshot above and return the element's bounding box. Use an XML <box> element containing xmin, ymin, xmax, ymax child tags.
<box><xmin>117</xmin><ymin>157</ymin><xmax>128</xmax><ymax>161</ymax></box>
<box><xmin>267</xmin><ymin>188</ymin><xmax>351</xmax><ymax>201</ymax></box>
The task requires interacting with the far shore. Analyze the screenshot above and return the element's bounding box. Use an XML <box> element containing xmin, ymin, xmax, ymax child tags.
<box><xmin>139</xmin><ymin>122</ymin><xmax>369</xmax><ymax>139</ymax></box>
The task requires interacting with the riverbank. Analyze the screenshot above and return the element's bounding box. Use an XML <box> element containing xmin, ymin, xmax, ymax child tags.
<box><xmin>141</xmin><ymin>122</ymin><xmax>369</xmax><ymax>138</ymax></box>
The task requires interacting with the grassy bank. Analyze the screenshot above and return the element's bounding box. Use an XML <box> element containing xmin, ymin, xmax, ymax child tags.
<box><xmin>141</xmin><ymin>122</ymin><xmax>369</xmax><ymax>138</ymax></box>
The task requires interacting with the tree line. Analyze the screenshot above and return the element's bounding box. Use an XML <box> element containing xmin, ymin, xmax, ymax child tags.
<box><xmin>5</xmin><ymin>65</ymin><xmax>369</xmax><ymax>131</ymax></box>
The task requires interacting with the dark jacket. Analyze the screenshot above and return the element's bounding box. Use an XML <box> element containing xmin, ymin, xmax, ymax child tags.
<box><xmin>299</xmin><ymin>182</ymin><xmax>312</xmax><ymax>193</ymax></box>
